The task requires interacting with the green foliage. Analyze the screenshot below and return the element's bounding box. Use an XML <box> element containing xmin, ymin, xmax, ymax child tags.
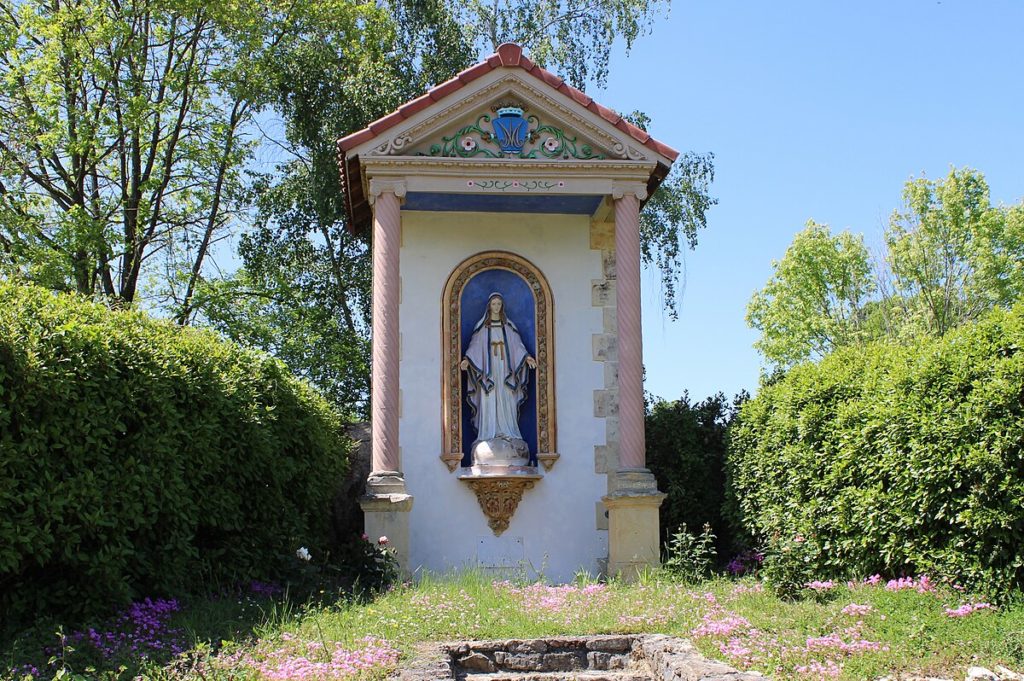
<box><xmin>885</xmin><ymin>167</ymin><xmax>1024</xmax><ymax>337</ymax></box>
<box><xmin>196</xmin><ymin>0</ymin><xmax>472</xmax><ymax>415</ymax></box>
<box><xmin>639</xmin><ymin>151</ymin><xmax>718</xmax><ymax>318</ymax></box>
<box><xmin>215</xmin><ymin>0</ymin><xmax>715</xmax><ymax>412</ymax></box>
<box><xmin>759</xmin><ymin>535</ymin><xmax>822</xmax><ymax>600</ymax></box>
<box><xmin>456</xmin><ymin>0</ymin><xmax>667</xmax><ymax>90</ymax></box>
<box><xmin>748</xmin><ymin>168</ymin><xmax>1024</xmax><ymax>366</ymax></box>
<box><xmin>747</xmin><ymin>221</ymin><xmax>875</xmax><ymax>367</ymax></box>
<box><xmin>728</xmin><ymin>304</ymin><xmax>1024</xmax><ymax>600</ymax></box>
<box><xmin>199</xmin><ymin>224</ymin><xmax>372</xmax><ymax>416</ymax></box>
<box><xmin>340</xmin><ymin>537</ymin><xmax>401</xmax><ymax>598</ymax></box>
<box><xmin>10</xmin><ymin>574</ymin><xmax>1024</xmax><ymax>681</ymax></box>
<box><xmin>0</xmin><ymin>281</ymin><xmax>349</xmax><ymax>632</ymax></box>
<box><xmin>0</xmin><ymin>0</ymin><xmax>271</xmax><ymax>306</ymax></box>
<box><xmin>646</xmin><ymin>392</ymin><xmax>746</xmax><ymax>554</ymax></box>
<box><xmin>662</xmin><ymin>523</ymin><xmax>717</xmax><ymax>583</ymax></box>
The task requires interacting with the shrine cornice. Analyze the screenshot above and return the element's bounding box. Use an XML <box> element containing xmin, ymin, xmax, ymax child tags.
<box><xmin>357</xmin><ymin>158</ymin><xmax>656</xmax><ymax>215</ymax></box>
<box><xmin>338</xmin><ymin>43</ymin><xmax>677</xmax><ymax>233</ymax></box>
<box><xmin>361</xmin><ymin>156</ymin><xmax>657</xmax><ymax>181</ymax></box>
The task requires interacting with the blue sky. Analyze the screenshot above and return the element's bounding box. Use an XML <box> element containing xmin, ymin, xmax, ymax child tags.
<box><xmin>594</xmin><ymin>0</ymin><xmax>1024</xmax><ymax>402</ymax></box>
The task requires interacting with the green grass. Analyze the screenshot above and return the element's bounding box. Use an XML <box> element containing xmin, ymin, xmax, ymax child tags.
<box><xmin>4</xmin><ymin>573</ymin><xmax>1023</xmax><ymax>680</ymax></box>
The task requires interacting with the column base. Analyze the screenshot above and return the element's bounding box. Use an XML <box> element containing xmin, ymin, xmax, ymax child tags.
<box><xmin>360</xmin><ymin>472</ymin><xmax>413</xmax><ymax>574</ymax></box>
<box><xmin>603</xmin><ymin>468</ymin><xmax>666</xmax><ymax>582</ymax></box>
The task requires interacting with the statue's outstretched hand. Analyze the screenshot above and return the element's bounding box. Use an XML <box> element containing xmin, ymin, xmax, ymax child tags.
<box><xmin>526</xmin><ymin>356</ymin><xmax>537</xmax><ymax>369</ymax></box>
<box><xmin>460</xmin><ymin>358</ymin><xmax>469</xmax><ymax>371</ymax></box>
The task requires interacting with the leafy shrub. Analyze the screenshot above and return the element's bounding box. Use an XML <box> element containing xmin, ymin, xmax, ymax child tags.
<box><xmin>759</xmin><ymin>535</ymin><xmax>821</xmax><ymax>600</ymax></box>
<box><xmin>341</xmin><ymin>535</ymin><xmax>400</xmax><ymax>597</ymax></box>
<box><xmin>728</xmin><ymin>304</ymin><xmax>1024</xmax><ymax>599</ymax></box>
<box><xmin>0</xmin><ymin>282</ymin><xmax>349</xmax><ymax>631</ymax></box>
<box><xmin>646</xmin><ymin>392</ymin><xmax>746</xmax><ymax>556</ymax></box>
<box><xmin>662</xmin><ymin>523</ymin><xmax>717</xmax><ymax>582</ymax></box>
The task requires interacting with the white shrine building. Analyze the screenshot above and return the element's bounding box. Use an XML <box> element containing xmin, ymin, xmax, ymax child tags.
<box><xmin>337</xmin><ymin>43</ymin><xmax>678</xmax><ymax>581</ymax></box>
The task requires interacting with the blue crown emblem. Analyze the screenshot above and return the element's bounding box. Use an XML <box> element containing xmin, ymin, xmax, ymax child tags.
<box><xmin>491</xmin><ymin>107</ymin><xmax>528</xmax><ymax>154</ymax></box>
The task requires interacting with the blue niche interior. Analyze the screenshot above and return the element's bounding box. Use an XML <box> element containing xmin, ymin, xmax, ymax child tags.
<box><xmin>460</xmin><ymin>268</ymin><xmax>538</xmax><ymax>467</ymax></box>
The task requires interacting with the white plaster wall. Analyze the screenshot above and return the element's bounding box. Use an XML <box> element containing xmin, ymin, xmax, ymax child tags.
<box><xmin>399</xmin><ymin>210</ymin><xmax>608</xmax><ymax>582</ymax></box>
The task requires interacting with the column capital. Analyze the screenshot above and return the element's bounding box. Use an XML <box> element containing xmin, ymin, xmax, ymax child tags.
<box><xmin>611</xmin><ymin>182</ymin><xmax>648</xmax><ymax>202</ymax></box>
<box><xmin>368</xmin><ymin>179</ymin><xmax>407</xmax><ymax>205</ymax></box>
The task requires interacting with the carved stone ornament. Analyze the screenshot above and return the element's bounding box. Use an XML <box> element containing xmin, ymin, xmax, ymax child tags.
<box><xmin>371</xmin><ymin>133</ymin><xmax>414</xmax><ymax>156</ymax></box>
<box><xmin>464</xmin><ymin>477</ymin><xmax>536</xmax><ymax>535</ymax></box>
<box><xmin>358</xmin><ymin>76</ymin><xmax>651</xmax><ymax>161</ymax></box>
<box><xmin>426</xmin><ymin>109</ymin><xmax>605</xmax><ymax>160</ymax></box>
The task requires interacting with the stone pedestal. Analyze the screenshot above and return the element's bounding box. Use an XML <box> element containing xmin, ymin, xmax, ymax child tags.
<box><xmin>603</xmin><ymin>468</ymin><xmax>665</xmax><ymax>581</ymax></box>
<box><xmin>359</xmin><ymin>471</ymin><xmax>413</xmax><ymax>573</ymax></box>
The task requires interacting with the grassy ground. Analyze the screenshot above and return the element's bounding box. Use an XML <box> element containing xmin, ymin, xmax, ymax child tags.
<box><xmin>3</xmin><ymin>572</ymin><xmax>1023</xmax><ymax>680</ymax></box>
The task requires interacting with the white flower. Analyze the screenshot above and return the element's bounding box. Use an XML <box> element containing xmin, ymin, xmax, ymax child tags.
<box><xmin>296</xmin><ymin>546</ymin><xmax>311</xmax><ymax>561</ymax></box>
<box><xmin>377</xmin><ymin>536</ymin><xmax>390</xmax><ymax>546</ymax></box>
<box><xmin>460</xmin><ymin>137</ymin><xmax>477</xmax><ymax>151</ymax></box>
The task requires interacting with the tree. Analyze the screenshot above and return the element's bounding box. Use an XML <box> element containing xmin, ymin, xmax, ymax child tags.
<box><xmin>884</xmin><ymin>167</ymin><xmax>1024</xmax><ymax>337</ymax></box>
<box><xmin>747</xmin><ymin>167</ymin><xmax>1024</xmax><ymax>369</ymax></box>
<box><xmin>199</xmin><ymin>164</ymin><xmax>374</xmax><ymax>416</ymax></box>
<box><xmin>0</xmin><ymin>0</ymin><xmax>245</xmax><ymax>306</ymax></box>
<box><xmin>640</xmin><ymin>149</ymin><xmax>717</xmax><ymax>317</ymax></box>
<box><xmin>197</xmin><ymin>0</ymin><xmax>472</xmax><ymax>416</ymax></box>
<box><xmin>747</xmin><ymin>221</ymin><xmax>875</xmax><ymax>367</ymax></box>
<box><xmin>0</xmin><ymin>0</ymin><xmax>715</xmax><ymax>415</ymax></box>
<box><xmin>456</xmin><ymin>0</ymin><xmax>668</xmax><ymax>89</ymax></box>
<box><xmin>646</xmin><ymin>390</ymin><xmax>747</xmax><ymax>554</ymax></box>
<box><xmin>201</xmin><ymin>0</ymin><xmax>714</xmax><ymax>415</ymax></box>
<box><xmin>976</xmin><ymin>201</ymin><xmax>1024</xmax><ymax>308</ymax></box>
<box><xmin>0</xmin><ymin>0</ymin><xmax>398</xmax><ymax>318</ymax></box>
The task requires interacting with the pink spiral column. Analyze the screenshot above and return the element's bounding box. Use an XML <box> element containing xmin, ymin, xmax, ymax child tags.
<box><xmin>370</xmin><ymin>186</ymin><xmax>403</xmax><ymax>474</ymax></box>
<box><xmin>614</xmin><ymin>188</ymin><xmax>647</xmax><ymax>470</ymax></box>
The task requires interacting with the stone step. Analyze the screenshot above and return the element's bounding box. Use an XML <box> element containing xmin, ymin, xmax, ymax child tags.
<box><xmin>400</xmin><ymin>634</ymin><xmax>763</xmax><ymax>681</ymax></box>
<box><xmin>460</xmin><ymin>672</ymin><xmax>653</xmax><ymax>681</ymax></box>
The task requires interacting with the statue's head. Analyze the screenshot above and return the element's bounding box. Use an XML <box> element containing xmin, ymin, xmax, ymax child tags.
<box><xmin>482</xmin><ymin>292</ymin><xmax>508</xmax><ymax>325</ymax></box>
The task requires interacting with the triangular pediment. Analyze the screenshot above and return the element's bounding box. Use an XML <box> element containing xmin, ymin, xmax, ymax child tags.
<box><xmin>348</xmin><ymin>71</ymin><xmax>658</xmax><ymax>164</ymax></box>
<box><xmin>337</xmin><ymin>44</ymin><xmax>678</xmax><ymax>229</ymax></box>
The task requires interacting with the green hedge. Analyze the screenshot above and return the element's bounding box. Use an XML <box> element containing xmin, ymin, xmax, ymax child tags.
<box><xmin>0</xmin><ymin>283</ymin><xmax>349</xmax><ymax>630</ymax></box>
<box><xmin>728</xmin><ymin>305</ymin><xmax>1024</xmax><ymax>598</ymax></box>
<box><xmin>646</xmin><ymin>392</ymin><xmax>744</xmax><ymax>556</ymax></box>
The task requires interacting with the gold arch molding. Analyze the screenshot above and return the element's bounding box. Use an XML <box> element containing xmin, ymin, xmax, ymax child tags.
<box><xmin>440</xmin><ymin>250</ymin><xmax>558</xmax><ymax>473</ymax></box>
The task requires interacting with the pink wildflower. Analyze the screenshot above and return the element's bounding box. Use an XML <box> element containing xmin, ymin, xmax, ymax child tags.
<box><xmin>916</xmin><ymin>575</ymin><xmax>935</xmax><ymax>592</ymax></box>
<box><xmin>492</xmin><ymin>582</ymin><xmax>611</xmax><ymax>626</ymax></box>
<box><xmin>885</xmin><ymin>576</ymin><xmax>915</xmax><ymax>591</ymax></box>
<box><xmin>944</xmin><ymin>602</ymin><xmax>994</xmax><ymax>618</ymax></box>
<box><xmin>805</xmin><ymin>633</ymin><xmax>885</xmax><ymax>653</ymax></box>
<box><xmin>730</xmin><ymin>582</ymin><xmax>764</xmax><ymax>596</ymax></box>
<box><xmin>805</xmin><ymin>580</ymin><xmax>835</xmax><ymax>592</ymax></box>
<box><xmin>377</xmin><ymin>536</ymin><xmax>389</xmax><ymax>546</ymax></box>
<box><xmin>794</xmin><ymin>659</ymin><xmax>842</xmax><ymax>678</ymax></box>
<box><xmin>691</xmin><ymin>609</ymin><xmax>751</xmax><ymax>638</ymax></box>
<box><xmin>840</xmin><ymin>603</ymin><xmax>873</xmax><ymax>617</ymax></box>
<box><xmin>229</xmin><ymin>635</ymin><xmax>400</xmax><ymax>681</ymax></box>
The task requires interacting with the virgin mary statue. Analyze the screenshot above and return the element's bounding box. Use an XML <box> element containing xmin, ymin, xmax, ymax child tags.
<box><xmin>461</xmin><ymin>293</ymin><xmax>536</xmax><ymax>466</ymax></box>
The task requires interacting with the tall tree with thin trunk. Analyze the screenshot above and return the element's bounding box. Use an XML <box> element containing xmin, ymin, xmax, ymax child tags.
<box><xmin>0</xmin><ymin>0</ymin><xmax>375</xmax><ymax>317</ymax></box>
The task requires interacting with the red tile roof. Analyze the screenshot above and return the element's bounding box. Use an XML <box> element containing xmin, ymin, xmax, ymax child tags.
<box><xmin>337</xmin><ymin>43</ymin><xmax>678</xmax><ymax>160</ymax></box>
<box><xmin>336</xmin><ymin>43</ymin><xmax>678</xmax><ymax>231</ymax></box>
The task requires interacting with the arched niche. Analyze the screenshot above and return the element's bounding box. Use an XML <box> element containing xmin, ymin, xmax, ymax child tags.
<box><xmin>440</xmin><ymin>251</ymin><xmax>558</xmax><ymax>473</ymax></box>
